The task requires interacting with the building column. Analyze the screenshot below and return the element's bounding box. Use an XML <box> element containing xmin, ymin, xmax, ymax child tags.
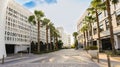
<box><xmin>0</xmin><ymin>0</ymin><xmax>9</xmax><ymax>59</ymax></box>
<box><xmin>114</xmin><ymin>35</ymin><xmax>119</xmax><ymax>49</ymax></box>
<box><xmin>97</xmin><ymin>39</ymin><xmax>102</xmax><ymax>50</ymax></box>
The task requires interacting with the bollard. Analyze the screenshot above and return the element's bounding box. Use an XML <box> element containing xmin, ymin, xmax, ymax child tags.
<box><xmin>2</xmin><ymin>55</ymin><xmax>4</xmax><ymax>64</ymax></box>
<box><xmin>97</xmin><ymin>52</ymin><xmax>99</xmax><ymax>63</ymax></box>
<box><xmin>107</xmin><ymin>54</ymin><xmax>111</xmax><ymax>67</ymax></box>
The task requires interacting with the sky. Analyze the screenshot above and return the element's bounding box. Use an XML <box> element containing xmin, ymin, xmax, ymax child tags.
<box><xmin>15</xmin><ymin>0</ymin><xmax>91</xmax><ymax>34</ymax></box>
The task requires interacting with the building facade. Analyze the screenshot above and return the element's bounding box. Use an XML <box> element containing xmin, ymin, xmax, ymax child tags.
<box><xmin>4</xmin><ymin>0</ymin><xmax>50</xmax><ymax>54</ymax></box>
<box><xmin>77</xmin><ymin>1</ymin><xmax>120</xmax><ymax>50</ymax></box>
<box><xmin>57</xmin><ymin>27</ymin><xmax>71</xmax><ymax>47</ymax></box>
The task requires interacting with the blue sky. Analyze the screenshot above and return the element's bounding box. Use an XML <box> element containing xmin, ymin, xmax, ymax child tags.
<box><xmin>15</xmin><ymin>0</ymin><xmax>91</xmax><ymax>34</ymax></box>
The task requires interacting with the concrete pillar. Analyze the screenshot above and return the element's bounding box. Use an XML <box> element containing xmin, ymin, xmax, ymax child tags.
<box><xmin>0</xmin><ymin>0</ymin><xmax>9</xmax><ymax>59</ymax></box>
<box><xmin>114</xmin><ymin>35</ymin><xmax>120</xmax><ymax>49</ymax></box>
<box><xmin>97</xmin><ymin>39</ymin><xmax>102</xmax><ymax>50</ymax></box>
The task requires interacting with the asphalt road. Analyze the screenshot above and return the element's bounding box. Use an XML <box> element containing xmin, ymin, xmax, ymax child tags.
<box><xmin>0</xmin><ymin>49</ymin><xmax>99</xmax><ymax>67</ymax></box>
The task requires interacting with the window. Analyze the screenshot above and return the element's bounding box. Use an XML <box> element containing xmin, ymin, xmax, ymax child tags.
<box><xmin>93</xmin><ymin>28</ymin><xmax>97</xmax><ymax>35</ymax></box>
<box><xmin>5</xmin><ymin>31</ymin><xmax>7</xmax><ymax>35</ymax></box>
<box><xmin>7</xmin><ymin>32</ymin><xmax>10</xmax><ymax>35</ymax></box>
<box><xmin>8</xmin><ymin>22</ymin><xmax>10</xmax><ymax>26</ymax></box>
<box><xmin>7</xmin><ymin>37</ymin><xmax>9</xmax><ymax>41</ymax></box>
<box><xmin>105</xmin><ymin>19</ymin><xmax>109</xmax><ymax>30</ymax></box>
<box><xmin>116</xmin><ymin>14</ymin><xmax>120</xmax><ymax>26</ymax></box>
<box><xmin>100</xmin><ymin>24</ymin><xmax>104</xmax><ymax>32</ymax></box>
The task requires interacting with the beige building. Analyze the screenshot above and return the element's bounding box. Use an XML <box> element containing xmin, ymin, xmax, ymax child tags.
<box><xmin>77</xmin><ymin>1</ymin><xmax>120</xmax><ymax>50</ymax></box>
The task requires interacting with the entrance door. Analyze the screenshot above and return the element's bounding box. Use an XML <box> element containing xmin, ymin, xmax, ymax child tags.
<box><xmin>6</xmin><ymin>44</ymin><xmax>15</xmax><ymax>54</ymax></box>
<box><xmin>102</xmin><ymin>38</ymin><xmax>112</xmax><ymax>50</ymax></box>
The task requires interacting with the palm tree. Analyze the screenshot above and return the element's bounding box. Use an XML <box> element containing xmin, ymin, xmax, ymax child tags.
<box><xmin>42</xmin><ymin>18</ymin><xmax>50</xmax><ymax>51</ymax></box>
<box><xmin>87</xmin><ymin>0</ymin><xmax>106</xmax><ymax>51</ymax></box>
<box><xmin>28</xmin><ymin>10</ymin><xmax>44</xmax><ymax>52</ymax></box>
<box><xmin>105</xmin><ymin>0</ymin><xmax>119</xmax><ymax>54</ymax></box>
<box><xmin>80</xmin><ymin>23</ymin><xmax>89</xmax><ymax>48</ymax></box>
<box><xmin>28</xmin><ymin>15</ymin><xmax>36</xmax><ymax>53</ymax></box>
<box><xmin>73</xmin><ymin>32</ymin><xmax>78</xmax><ymax>49</ymax></box>
<box><xmin>73</xmin><ymin>32</ymin><xmax>78</xmax><ymax>40</ymax></box>
<box><xmin>84</xmin><ymin>15</ymin><xmax>96</xmax><ymax>46</ymax></box>
<box><xmin>49</xmin><ymin>23</ymin><xmax>54</xmax><ymax>50</ymax></box>
<box><xmin>54</xmin><ymin>29</ymin><xmax>60</xmax><ymax>50</ymax></box>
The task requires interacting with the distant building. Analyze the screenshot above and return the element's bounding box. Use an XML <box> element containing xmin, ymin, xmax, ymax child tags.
<box><xmin>57</xmin><ymin>27</ymin><xmax>71</xmax><ymax>47</ymax></box>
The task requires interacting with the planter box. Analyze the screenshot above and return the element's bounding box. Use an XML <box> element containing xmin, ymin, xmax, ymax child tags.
<box><xmin>88</xmin><ymin>50</ymin><xmax>98</xmax><ymax>58</ymax></box>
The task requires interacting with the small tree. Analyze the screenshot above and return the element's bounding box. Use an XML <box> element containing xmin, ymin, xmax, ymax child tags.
<box><xmin>57</xmin><ymin>40</ymin><xmax>63</xmax><ymax>49</ymax></box>
<box><xmin>73</xmin><ymin>32</ymin><xmax>78</xmax><ymax>49</ymax></box>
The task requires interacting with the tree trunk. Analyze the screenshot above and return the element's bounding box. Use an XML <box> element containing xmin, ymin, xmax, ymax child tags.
<box><xmin>90</xmin><ymin>22</ymin><xmax>93</xmax><ymax>46</ymax></box>
<box><xmin>83</xmin><ymin>32</ymin><xmax>86</xmax><ymax>48</ymax></box>
<box><xmin>54</xmin><ymin>33</ymin><xmax>56</xmax><ymax>50</ymax></box>
<box><xmin>56</xmin><ymin>36</ymin><xmax>58</xmax><ymax>50</ymax></box>
<box><xmin>95</xmin><ymin>9</ymin><xmax>101</xmax><ymax>51</ymax></box>
<box><xmin>50</xmin><ymin>29</ymin><xmax>52</xmax><ymax>50</ymax></box>
<box><xmin>106</xmin><ymin>0</ymin><xmax>116</xmax><ymax>53</ymax></box>
<box><xmin>37</xmin><ymin>21</ymin><xmax>40</xmax><ymax>52</ymax></box>
<box><xmin>46</xmin><ymin>26</ymin><xmax>49</xmax><ymax>51</ymax></box>
<box><xmin>86</xmin><ymin>30</ymin><xmax>89</xmax><ymax>47</ymax></box>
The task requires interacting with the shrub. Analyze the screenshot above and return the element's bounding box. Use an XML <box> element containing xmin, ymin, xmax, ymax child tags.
<box><xmin>89</xmin><ymin>46</ymin><xmax>98</xmax><ymax>50</ymax></box>
<box><xmin>116</xmin><ymin>50</ymin><xmax>120</xmax><ymax>55</ymax></box>
<box><xmin>84</xmin><ymin>47</ymin><xmax>89</xmax><ymax>50</ymax></box>
<box><xmin>71</xmin><ymin>44</ymin><xmax>75</xmax><ymax>48</ymax></box>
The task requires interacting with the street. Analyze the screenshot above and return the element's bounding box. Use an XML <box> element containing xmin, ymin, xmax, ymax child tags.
<box><xmin>0</xmin><ymin>49</ymin><xmax>99</xmax><ymax>67</ymax></box>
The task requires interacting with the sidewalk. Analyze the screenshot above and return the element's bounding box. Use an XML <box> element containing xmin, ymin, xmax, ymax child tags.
<box><xmin>0</xmin><ymin>54</ymin><xmax>32</xmax><ymax>64</ymax></box>
<box><xmin>92</xmin><ymin>53</ymin><xmax>120</xmax><ymax>67</ymax></box>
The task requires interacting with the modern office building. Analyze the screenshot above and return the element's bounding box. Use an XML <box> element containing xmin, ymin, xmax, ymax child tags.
<box><xmin>77</xmin><ymin>1</ymin><xmax>120</xmax><ymax>50</ymax></box>
<box><xmin>0</xmin><ymin>0</ymin><xmax>50</xmax><ymax>55</ymax></box>
<box><xmin>57</xmin><ymin>27</ymin><xmax>71</xmax><ymax>47</ymax></box>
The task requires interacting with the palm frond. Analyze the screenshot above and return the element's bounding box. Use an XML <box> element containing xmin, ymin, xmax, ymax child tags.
<box><xmin>28</xmin><ymin>15</ymin><xmax>36</xmax><ymax>25</ymax></box>
<box><xmin>42</xmin><ymin>18</ymin><xmax>50</xmax><ymax>26</ymax></box>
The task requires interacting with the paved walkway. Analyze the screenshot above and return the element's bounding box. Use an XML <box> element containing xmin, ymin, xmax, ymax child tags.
<box><xmin>92</xmin><ymin>53</ymin><xmax>120</xmax><ymax>67</ymax></box>
<box><xmin>0</xmin><ymin>49</ymin><xmax>99</xmax><ymax>67</ymax></box>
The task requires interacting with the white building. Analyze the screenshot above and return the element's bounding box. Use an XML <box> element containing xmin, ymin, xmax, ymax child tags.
<box><xmin>77</xmin><ymin>1</ymin><xmax>120</xmax><ymax>50</ymax></box>
<box><xmin>57</xmin><ymin>27</ymin><xmax>71</xmax><ymax>47</ymax></box>
<box><xmin>0</xmin><ymin>0</ymin><xmax>50</xmax><ymax>55</ymax></box>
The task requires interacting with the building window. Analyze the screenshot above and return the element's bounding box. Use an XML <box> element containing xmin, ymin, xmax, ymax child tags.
<box><xmin>100</xmin><ymin>24</ymin><xmax>104</xmax><ymax>32</ymax></box>
<box><xmin>7</xmin><ymin>37</ymin><xmax>9</xmax><ymax>41</ymax></box>
<box><xmin>8</xmin><ymin>22</ymin><xmax>10</xmax><ymax>25</ymax></box>
<box><xmin>105</xmin><ymin>19</ymin><xmax>109</xmax><ymax>30</ymax></box>
<box><xmin>116</xmin><ymin>14</ymin><xmax>120</xmax><ymax>26</ymax></box>
<box><xmin>7</xmin><ymin>32</ymin><xmax>10</xmax><ymax>35</ymax></box>
<box><xmin>93</xmin><ymin>28</ymin><xmax>97</xmax><ymax>35</ymax></box>
<box><xmin>5</xmin><ymin>31</ymin><xmax>7</xmax><ymax>35</ymax></box>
